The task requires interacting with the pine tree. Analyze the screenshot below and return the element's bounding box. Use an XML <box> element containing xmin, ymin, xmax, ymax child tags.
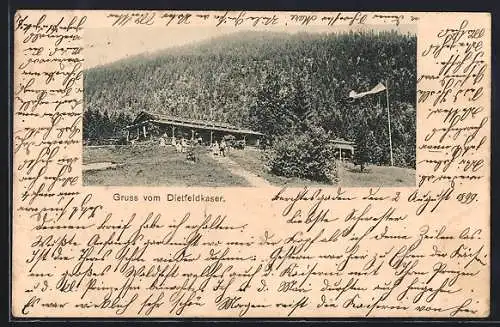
<box><xmin>93</xmin><ymin>110</ymin><xmax>103</xmax><ymax>139</ymax></box>
<box><xmin>353</xmin><ymin>121</ymin><xmax>371</xmax><ymax>172</ymax></box>
<box><xmin>102</xmin><ymin>110</ymin><xmax>112</xmax><ymax>138</ymax></box>
<box><xmin>249</xmin><ymin>72</ymin><xmax>295</xmax><ymax>145</ymax></box>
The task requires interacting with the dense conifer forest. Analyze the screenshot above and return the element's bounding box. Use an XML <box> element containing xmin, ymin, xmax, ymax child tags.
<box><xmin>83</xmin><ymin>30</ymin><xmax>416</xmax><ymax>168</ymax></box>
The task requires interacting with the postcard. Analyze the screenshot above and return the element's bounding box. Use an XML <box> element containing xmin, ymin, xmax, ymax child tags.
<box><xmin>12</xmin><ymin>10</ymin><xmax>490</xmax><ymax>318</ymax></box>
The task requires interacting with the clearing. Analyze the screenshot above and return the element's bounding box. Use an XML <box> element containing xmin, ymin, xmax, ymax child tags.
<box><xmin>82</xmin><ymin>144</ymin><xmax>250</xmax><ymax>187</ymax></box>
<box><xmin>228</xmin><ymin>147</ymin><xmax>416</xmax><ymax>187</ymax></box>
<box><xmin>82</xmin><ymin>145</ymin><xmax>416</xmax><ymax>187</ymax></box>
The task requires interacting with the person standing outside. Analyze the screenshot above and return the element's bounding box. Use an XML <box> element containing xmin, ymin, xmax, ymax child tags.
<box><xmin>220</xmin><ymin>139</ymin><xmax>227</xmax><ymax>157</ymax></box>
<box><xmin>212</xmin><ymin>141</ymin><xmax>220</xmax><ymax>156</ymax></box>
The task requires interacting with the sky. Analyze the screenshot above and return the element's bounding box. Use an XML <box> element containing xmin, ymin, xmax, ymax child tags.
<box><xmin>84</xmin><ymin>24</ymin><xmax>417</xmax><ymax>69</ymax></box>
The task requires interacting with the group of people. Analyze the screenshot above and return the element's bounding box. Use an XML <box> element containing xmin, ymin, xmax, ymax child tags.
<box><xmin>158</xmin><ymin>134</ymin><xmax>190</xmax><ymax>152</ymax></box>
<box><xmin>211</xmin><ymin>140</ymin><xmax>227</xmax><ymax>157</ymax></box>
<box><xmin>173</xmin><ymin>137</ymin><xmax>189</xmax><ymax>153</ymax></box>
<box><xmin>158</xmin><ymin>133</ymin><xmax>228</xmax><ymax>157</ymax></box>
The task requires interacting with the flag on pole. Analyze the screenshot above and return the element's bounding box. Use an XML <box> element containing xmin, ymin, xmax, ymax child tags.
<box><xmin>348</xmin><ymin>80</ymin><xmax>394</xmax><ymax>166</ymax></box>
<box><xmin>348</xmin><ymin>82</ymin><xmax>386</xmax><ymax>99</ymax></box>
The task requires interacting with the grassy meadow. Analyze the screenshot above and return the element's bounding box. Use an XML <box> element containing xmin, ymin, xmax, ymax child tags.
<box><xmin>82</xmin><ymin>144</ymin><xmax>250</xmax><ymax>187</ymax></box>
<box><xmin>228</xmin><ymin>147</ymin><xmax>416</xmax><ymax>187</ymax></box>
<box><xmin>83</xmin><ymin>145</ymin><xmax>416</xmax><ymax>187</ymax></box>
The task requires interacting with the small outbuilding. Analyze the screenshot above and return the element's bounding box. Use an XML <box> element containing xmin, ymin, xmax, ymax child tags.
<box><xmin>333</xmin><ymin>139</ymin><xmax>355</xmax><ymax>161</ymax></box>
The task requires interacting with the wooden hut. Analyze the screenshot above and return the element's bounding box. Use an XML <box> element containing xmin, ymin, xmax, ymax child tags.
<box><xmin>124</xmin><ymin>111</ymin><xmax>264</xmax><ymax>146</ymax></box>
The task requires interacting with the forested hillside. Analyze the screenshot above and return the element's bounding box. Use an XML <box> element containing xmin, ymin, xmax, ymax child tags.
<box><xmin>83</xmin><ymin>30</ymin><xmax>416</xmax><ymax>167</ymax></box>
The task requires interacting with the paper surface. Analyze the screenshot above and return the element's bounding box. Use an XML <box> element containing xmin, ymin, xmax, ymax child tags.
<box><xmin>12</xmin><ymin>11</ymin><xmax>490</xmax><ymax>318</ymax></box>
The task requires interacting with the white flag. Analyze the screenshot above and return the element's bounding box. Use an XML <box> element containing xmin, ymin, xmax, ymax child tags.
<box><xmin>348</xmin><ymin>82</ymin><xmax>386</xmax><ymax>99</ymax></box>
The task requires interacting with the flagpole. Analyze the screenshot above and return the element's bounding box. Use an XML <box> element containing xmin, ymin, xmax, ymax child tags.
<box><xmin>386</xmin><ymin>79</ymin><xmax>394</xmax><ymax>166</ymax></box>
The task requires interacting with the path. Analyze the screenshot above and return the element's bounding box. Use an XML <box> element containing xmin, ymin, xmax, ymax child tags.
<box><xmin>82</xmin><ymin>162</ymin><xmax>124</xmax><ymax>171</ymax></box>
<box><xmin>213</xmin><ymin>155</ymin><xmax>272</xmax><ymax>187</ymax></box>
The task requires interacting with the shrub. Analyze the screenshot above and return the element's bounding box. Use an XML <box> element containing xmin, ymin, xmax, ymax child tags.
<box><xmin>117</xmin><ymin>136</ymin><xmax>128</xmax><ymax>145</ymax></box>
<box><xmin>265</xmin><ymin>126</ymin><xmax>337</xmax><ymax>182</ymax></box>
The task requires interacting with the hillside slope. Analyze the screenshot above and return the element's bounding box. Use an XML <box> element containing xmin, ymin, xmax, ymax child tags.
<box><xmin>83</xmin><ymin>30</ymin><xmax>416</xmax><ymax>167</ymax></box>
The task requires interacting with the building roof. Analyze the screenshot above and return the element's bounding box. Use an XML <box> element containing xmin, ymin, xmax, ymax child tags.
<box><xmin>332</xmin><ymin>139</ymin><xmax>355</xmax><ymax>145</ymax></box>
<box><xmin>126</xmin><ymin>111</ymin><xmax>264</xmax><ymax>136</ymax></box>
<box><xmin>126</xmin><ymin>112</ymin><xmax>355</xmax><ymax>146</ymax></box>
